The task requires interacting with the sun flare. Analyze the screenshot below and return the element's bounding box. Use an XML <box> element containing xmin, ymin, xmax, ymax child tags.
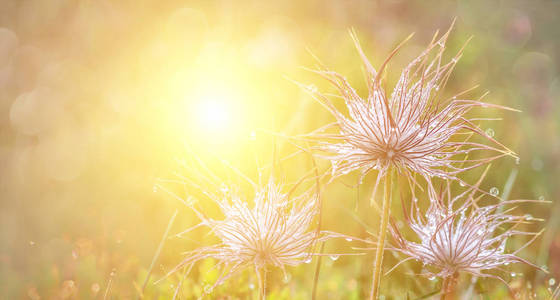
<box><xmin>195</xmin><ymin>92</ymin><xmax>234</xmax><ymax>133</ymax></box>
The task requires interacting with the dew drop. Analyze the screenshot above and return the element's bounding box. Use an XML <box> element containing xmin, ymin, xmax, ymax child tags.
<box><xmin>538</xmin><ymin>195</ymin><xmax>545</xmax><ymax>201</ymax></box>
<box><xmin>91</xmin><ymin>283</ymin><xmax>100</xmax><ymax>294</ymax></box>
<box><xmin>511</xmin><ymin>272</ymin><xmax>517</xmax><ymax>277</ymax></box>
<box><xmin>485</xmin><ymin>128</ymin><xmax>495</xmax><ymax>138</ymax></box>
<box><xmin>532</xmin><ymin>158</ymin><xmax>544</xmax><ymax>171</ymax></box>
<box><xmin>329</xmin><ymin>255</ymin><xmax>340</xmax><ymax>261</ymax></box>
<box><xmin>283</xmin><ymin>273</ymin><xmax>292</xmax><ymax>283</ymax></box>
<box><xmin>524</xmin><ymin>214</ymin><xmax>534</xmax><ymax>221</ymax></box>
<box><xmin>549</xmin><ymin>278</ymin><xmax>556</xmax><ymax>286</ymax></box>
<box><xmin>515</xmin><ymin>157</ymin><xmax>520</xmax><ymax>165</ymax></box>
<box><xmin>345</xmin><ymin>238</ymin><xmax>353</xmax><ymax>242</ymax></box>
<box><xmin>459</xmin><ymin>181</ymin><xmax>466</xmax><ymax>187</ymax></box>
<box><xmin>152</xmin><ymin>185</ymin><xmax>158</xmax><ymax>193</ymax></box>
<box><xmin>249</xmin><ymin>283</ymin><xmax>255</xmax><ymax>290</ymax></box>
<box><xmin>490</xmin><ymin>187</ymin><xmax>499</xmax><ymax>196</ymax></box>
<box><xmin>429</xmin><ymin>276</ymin><xmax>436</xmax><ymax>281</ymax></box>
<box><xmin>304</xmin><ymin>257</ymin><xmax>312</xmax><ymax>264</ymax></box>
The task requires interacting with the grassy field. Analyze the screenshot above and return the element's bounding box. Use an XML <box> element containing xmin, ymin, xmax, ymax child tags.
<box><xmin>1</xmin><ymin>0</ymin><xmax>559</xmax><ymax>299</ymax></box>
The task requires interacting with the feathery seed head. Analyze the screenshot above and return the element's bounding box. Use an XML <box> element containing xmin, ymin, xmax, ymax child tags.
<box><xmin>208</xmin><ymin>178</ymin><xmax>319</xmax><ymax>269</ymax></box>
<box><xmin>158</xmin><ymin>173</ymin><xmax>351</xmax><ymax>295</ymax></box>
<box><xmin>307</xmin><ymin>25</ymin><xmax>516</xmax><ymax>191</ymax></box>
<box><xmin>389</xmin><ymin>182</ymin><xmax>542</xmax><ymax>282</ymax></box>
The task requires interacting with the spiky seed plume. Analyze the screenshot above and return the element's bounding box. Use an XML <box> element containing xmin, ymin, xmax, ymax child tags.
<box><xmin>305</xmin><ymin>25</ymin><xmax>517</xmax><ymax>196</ymax></box>
<box><xmin>157</xmin><ymin>175</ymin><xmax>353</xmax><ymax>297</ymax></box>
<box><xmin>388</xmin><ymin>179</ymin><xmax>543</xmax><ymax>284</ymax></box>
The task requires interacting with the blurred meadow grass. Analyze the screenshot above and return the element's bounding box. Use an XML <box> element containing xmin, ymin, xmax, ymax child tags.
<box><xmin>0</xmin><ymin>0</ymin><xmax>559</xmax><ymax>299</ymax></box>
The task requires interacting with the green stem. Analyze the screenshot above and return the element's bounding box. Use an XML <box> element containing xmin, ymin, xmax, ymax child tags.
<box><xmin>369</xmin><ymin>170</ymin><xmax>393</xmax><ymax>300</ymax></box>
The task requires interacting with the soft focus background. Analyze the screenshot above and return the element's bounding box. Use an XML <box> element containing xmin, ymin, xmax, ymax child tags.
<box><xmin>0</xmin><ymin>0</ymin><xmax>559</xmax><ymax>299</ymax></box>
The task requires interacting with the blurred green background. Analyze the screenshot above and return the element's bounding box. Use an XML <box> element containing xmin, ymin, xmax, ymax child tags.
<box><xmin>0</xmin><ymin>0</ymin><xmax>559</xmax><ymax>299</ymax></box>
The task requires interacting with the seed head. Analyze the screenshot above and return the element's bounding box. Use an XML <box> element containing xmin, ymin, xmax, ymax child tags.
<box><xmin>389</xmin><ymin>180</ymin><xmax>542</xmax><ymax>283</ymax></box>
<box><xmin>158</xmin><ymin>175</ymin><xmax>350</xmax><ymax>296</ymax></box>
<box><xmin>306</xmin><ymin>25</ymin><xmax>516</xmax><ymax>194</ymax></box>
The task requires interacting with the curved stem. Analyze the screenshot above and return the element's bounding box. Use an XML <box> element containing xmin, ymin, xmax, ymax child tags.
<box><xmin>369</xmin><ymin>170</ymin><xmax>393</xmax><ymax>300</ymax></box>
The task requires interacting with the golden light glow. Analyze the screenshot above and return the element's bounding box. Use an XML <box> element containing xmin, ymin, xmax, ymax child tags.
<box><xmin>194</xmin><ymin>91</ymin><xmax>235</xmax><ymax>134</ymax></box>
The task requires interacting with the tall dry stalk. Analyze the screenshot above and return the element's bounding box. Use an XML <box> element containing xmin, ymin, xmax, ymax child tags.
<box><xmin>139</xmin><ymin>210</ymin><xmax>177</xmax><ymax>299</ymax></box>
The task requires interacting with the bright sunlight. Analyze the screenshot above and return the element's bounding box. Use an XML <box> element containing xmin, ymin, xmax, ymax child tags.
<box><xmin>194</xmin><ymin>91</ymin><xmax>235</xmax><ymax>134</ymax></box>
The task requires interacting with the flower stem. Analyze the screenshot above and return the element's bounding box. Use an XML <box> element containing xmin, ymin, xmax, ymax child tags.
<box><xmin>440</xmin><ymin>273</ymin><xmax>458</xmax><ymax>300</ymax></box>
<box><xmin>312</xmin><ymin>242</ymin><xmax>325</xmax><ymax>300</ymax></box>
<box><xmin>369</xmin><ymin>170</ymin><xmax>393</xmax><ymax>300</ymax></box>
<box><xmin>258</xmin><ymin>267</ymin><xmax>266</xmax><ymax>300</ymax></box>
